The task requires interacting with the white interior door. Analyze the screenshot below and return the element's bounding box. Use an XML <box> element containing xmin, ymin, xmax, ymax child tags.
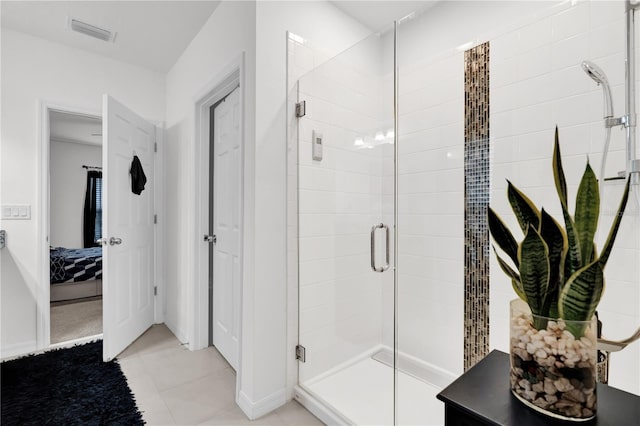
<box><xmin>103</xmin><ymin>94</ymin><xmax>155</xmax><ymax>361</ymax></box>
<box><xmin>212</xmin><ymin>87</ymin><xmax>241</xmax><ymax>369</ymax></box>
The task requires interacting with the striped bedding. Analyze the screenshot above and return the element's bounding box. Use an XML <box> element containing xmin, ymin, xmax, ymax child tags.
<box><xmin>50</xmin><ymin>247</ymin><xmax>102</xmax><ymax>284</ymax></box>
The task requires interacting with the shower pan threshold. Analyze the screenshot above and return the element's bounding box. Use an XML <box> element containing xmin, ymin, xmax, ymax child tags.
<box><xmin>296</xmin><ymin>347</ymin><xmax>456</xmax><ymax>425</ymax></box>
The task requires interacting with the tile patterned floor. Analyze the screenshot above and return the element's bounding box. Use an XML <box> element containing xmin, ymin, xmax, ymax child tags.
<box><xmin>118</xmin><ymin>325</ymin><xmax>323</xmax><ymax>425</ymax></box>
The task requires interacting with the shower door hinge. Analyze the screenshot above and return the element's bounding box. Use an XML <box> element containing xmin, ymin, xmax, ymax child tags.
<box><xmin>154</xmin><ymin>142</ymin><xmax>158</xmax><ymax>153</ymax></box>
<box><xmin>295</xmin><ymin>344</ymin><xmax>306</xmax><ymax>363</ymax></box>
<box><xmin>295</xmin><ymin>101</ymin><xmax>306</xmax><ymax>118</ymax></box>
<box><xmin>154</xmin><ymin>286</ymin><xmax>157</xmax><ymax>296</ymax></box>
<box><xmin>154</xmin><ymin>214</ymin><xmax>158</xmax><ymax>224</ymax></box>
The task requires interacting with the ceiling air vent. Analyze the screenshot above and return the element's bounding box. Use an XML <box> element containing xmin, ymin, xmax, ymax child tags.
<box><xmin>69</xmin><ymin>18</ymin><xmax>116</xmax><ymax>42</ymax></box>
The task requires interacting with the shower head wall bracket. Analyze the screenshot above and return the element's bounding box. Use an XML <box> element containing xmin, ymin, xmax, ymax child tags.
<box><xmin>605</xmin><ymin>114</ymin><xmax>635</xmax><ymax>128</ymax></box>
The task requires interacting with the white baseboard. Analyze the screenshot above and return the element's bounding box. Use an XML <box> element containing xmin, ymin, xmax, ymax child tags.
<box><xmin>237</xmin><ymin>388</ymin><xmax>287</xmax><ymax>420</ymax></box>
<box><xmin>164</xmin><ymin>319</ymin><xmax>188</xmax><ymax>346</ymax></box>
<box><xmin>0</xmin><ymin>339</ymin><xmax>37</xmax><ymax>360</ymax></box>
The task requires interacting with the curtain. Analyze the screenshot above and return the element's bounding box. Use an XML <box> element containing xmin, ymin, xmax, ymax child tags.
<box><xmin>83</xmin><ymin>170</ymin><xmax>103</xmax><ymax>248</ymax></box>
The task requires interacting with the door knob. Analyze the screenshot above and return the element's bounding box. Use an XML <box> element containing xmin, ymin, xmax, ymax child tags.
<box><xmin>96</xmin><ymin>238</ymin><xmax>107</xmax><ymax>246</ymax></box>
<box><xmin>109</xmin><ymin>237</ymin><xmax>122</xmax><ymax>245</ymax></box>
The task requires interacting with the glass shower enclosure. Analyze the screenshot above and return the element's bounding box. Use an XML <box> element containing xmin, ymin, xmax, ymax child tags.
<box><xmin>289</xmin><ymin>1</ymin><xmax>640</xmax><ymax>424</ymax></box>
<box><xmin>290</xmin><ymin>18</ymin><xmax>461</xmax><ymax>425</ymax></box>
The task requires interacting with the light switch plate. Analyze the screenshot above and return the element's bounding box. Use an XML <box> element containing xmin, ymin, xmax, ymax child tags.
<box><xmin>2</xmin><ymin>205</ymin><xmax>31</xmax><ymax>220</ymax></box>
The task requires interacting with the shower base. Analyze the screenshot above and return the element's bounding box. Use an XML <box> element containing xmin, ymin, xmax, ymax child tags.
<box><xmin>296</xmin><ymin>347</ymin><xmax>456</xmax><ymax>425</ymax></box>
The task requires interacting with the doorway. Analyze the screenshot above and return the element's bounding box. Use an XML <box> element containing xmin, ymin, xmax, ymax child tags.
<box><xmin>191</xmin><ymin>58</ymin><xmax>245</xmax><ymax>405</ymax></box>
<box><xmin>207</xmin><ymin>86</ymin><xmax>241</xmax><ymax>370</ymax></box>
<box><xmin>38</xmin><ymin>98</ymin><xmax>160</xmax><ymax>361</ymax></box>
<box><xmin>48</xmin><ymin>110</ymin><xmax>104</xmax><ymax>345</ymax></box>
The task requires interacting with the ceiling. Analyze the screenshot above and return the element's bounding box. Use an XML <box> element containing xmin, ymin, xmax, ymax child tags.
<box><xmin>330</xmin><ymin>1</ymin><xmax>437</xmax><ymax>32</ymax></box>
<box><xmin>50</xmin><ymin>110</ymin><xmax>102</xmax><ymax>146</ymax></box>
<box><xmin>1</xmin><ymin>1</ymin><xmax>220</xmax><ymax>73</ymax></box>
<box><xmin>1</xmin><ymin>1</ymin><xmax>437</xmax><ymax>73</ymax></box>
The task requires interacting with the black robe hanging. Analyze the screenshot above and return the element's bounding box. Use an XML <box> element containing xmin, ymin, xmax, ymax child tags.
<box><xmin>130</xmin><ymin>155</ymin><xmax>147</xmax><ymax>195</ymax></box>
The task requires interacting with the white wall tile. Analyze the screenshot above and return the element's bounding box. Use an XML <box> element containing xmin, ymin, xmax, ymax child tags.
<box><xmin>492</xmin><ymin>57</ymin><xmax>519</xmax><ymax>88</ymax></box>
<box><xmin>552</xmin><ymin>92</ymin><xmax>591</xmax><ymax>127</ymax></box>
<box><xmin>518</xmin><ymin>44</ymin><xmax>551</xmax><ymax>80</ymax></box>
<box><xmin>551</xmin><ymin>65</ymin><xmax>591</xmax><ymax>98</ymax></box>
<box><xmin>519</xmin><ymin>16</ymin><xmax>552</xmax><ymax>53</ymax></box>
<box><xmin>551</xmin><ymin>2</ymin><xmax>589</xmax><ymax>42</ymax></box>
<box><xmin>513</xmin><ymin>73</ymin><xmax>554</xmax><ymax>109</ymax></box>
<box><xmin>512</xmin><ymin>102</ymin><xmax>553</xmax><ymax>135</ymax></box>
<box><xmin>588</xmin><ymin>18</ymin><xmax>625</xmax><ymax>60</ymax></box>
<box><xmin>491</xmin><ymin>29</ymin><xmax>520</xmax><ymax>63</ymax></box>
<box><xmin>589</xmin><ymin>1</ymin><xmax>624</xmax><ymax>30</ymax></box>
<box><xmin>552</xmin><ymin>32</ymin><xmax>589</xmax><ymax>71</ymax></box>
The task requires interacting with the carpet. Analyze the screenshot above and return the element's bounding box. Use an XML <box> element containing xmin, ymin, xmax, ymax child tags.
<box><xmin>1</xmin><ymin>341</ymin><xmax>143</xmax><ymax>426</ymax></box>
<box><xmin>51</xmin><ymin>298</ymin><xmax>103</xmax><ymax>344</ymax></box>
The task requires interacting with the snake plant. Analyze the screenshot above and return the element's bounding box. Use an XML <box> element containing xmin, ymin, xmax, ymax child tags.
<box><xmin>489</xmin><ymin>127</ymin><xmax>631</xmax><ymax>337</ymax></box>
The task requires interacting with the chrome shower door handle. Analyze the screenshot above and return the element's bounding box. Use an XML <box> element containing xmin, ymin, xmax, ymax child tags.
<box><xmin>370</xmin><ymin>224</ymin><xmax>377</xmax><ymax>271</ymax></box>
<box><xmin>370</xmin><ymin>223</ymin><xmax>390</xmax><ymax>273</ymax></box>
<box><xmin>381</xmin><ymin>224</ymin><xmax>390</xmax><ymax>272</ymax></box>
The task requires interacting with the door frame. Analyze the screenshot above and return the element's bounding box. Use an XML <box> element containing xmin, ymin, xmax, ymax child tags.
<box><xmin>190</xmin><ymin>55</ymin><xmax>245</xmax><ymax>369</ymax></box>
<box><xmin>37</xmin><ymin>101</ymin><xmax>101</xmax><ymax>350</ymax></box>
<box><xmin>36</xmin><ymin>100</ymin><xmax>164</xmax><ymax>351</ymax></box>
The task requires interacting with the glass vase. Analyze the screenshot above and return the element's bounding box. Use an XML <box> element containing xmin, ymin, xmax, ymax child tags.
<box><xmin>510</xmin><ymin>299</ymin><xmax>597</xmax><ymax>421</ymax></box>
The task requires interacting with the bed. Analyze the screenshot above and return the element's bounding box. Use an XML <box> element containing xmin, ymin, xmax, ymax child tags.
<box><xmin>50</xmin><ymin>247</ymin><xmax>103</xmax><ymax>302</ymax></box>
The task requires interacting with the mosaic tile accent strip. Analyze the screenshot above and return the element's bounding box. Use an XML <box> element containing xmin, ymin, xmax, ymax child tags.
<box><xmin>464</xmin><ymin>42</ymin><xmax>490</xmax><ymax>371</ymax></box>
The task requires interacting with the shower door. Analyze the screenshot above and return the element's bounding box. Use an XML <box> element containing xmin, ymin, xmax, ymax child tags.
<box><xmin>393</xmin><ymin>12</ymin><xmax>467</xmax><ymax>425</ymax></box>
<box><xmin>293</xmin><ymin>29</ymin><xmax>397</xmax><ymax>425</ymax></box>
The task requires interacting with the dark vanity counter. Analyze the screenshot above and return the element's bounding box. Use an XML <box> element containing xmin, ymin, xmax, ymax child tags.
<box><xmin>437</xmin><ymin>350</ymin><xmax>640</xmax><ymax>425</ymax></box>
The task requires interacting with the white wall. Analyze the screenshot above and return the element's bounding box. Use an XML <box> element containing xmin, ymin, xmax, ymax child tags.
<box><xmin>50</xmin><ymin>140</ymin><xmax>102</xmax><ymax>249</ymax></box>
<box><xmin>0</xmin><ymin>28</ymin><xmax>165</xmax><ymax>357</ymax></box>
<box><xmin>163</xmin><ymin>0</ymin><xmax>256</xmax><ymax>351</ymax></box>
<box><xmin>163</xmin><ymin>1</ymin><xmax>259</xmax><ymax>420</ymax></box>
<box><xmin>164</xmin><ymin>0</ymin><xmax>371</xmax><ymax>417</ymax></box>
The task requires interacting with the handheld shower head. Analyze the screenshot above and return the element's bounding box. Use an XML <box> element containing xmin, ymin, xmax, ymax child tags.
<box><xmin>582</xmin><ymin>61</ymin><xmax>609</xmax><ymax>86</ymax></box>
<box><xmin>582</xmin><ymin>61</ymin><xmax>613</xmax><ymax>118</ymax></box>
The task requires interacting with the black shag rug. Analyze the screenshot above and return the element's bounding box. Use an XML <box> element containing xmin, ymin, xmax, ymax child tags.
<box><xmin>1</xmin><ymin>341</ymin><xmax>144</xmax><ymax>425</ymax></box>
